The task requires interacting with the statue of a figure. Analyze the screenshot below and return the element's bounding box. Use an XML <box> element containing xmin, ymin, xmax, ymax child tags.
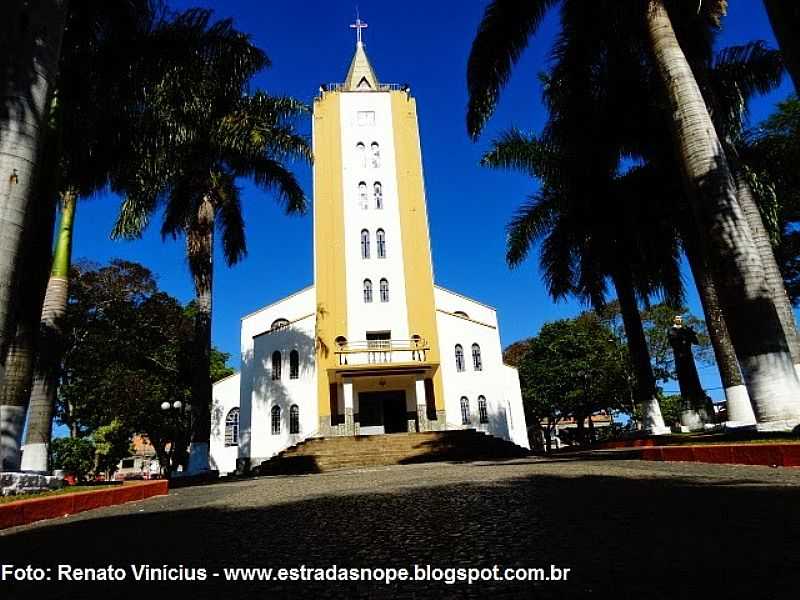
<box><xmin>668</xmin><ymin>315</ymin><xmax>714</xmax><ymax>429</ymax></box>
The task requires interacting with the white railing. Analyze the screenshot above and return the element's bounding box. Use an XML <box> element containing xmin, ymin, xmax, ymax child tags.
<box><xmin>335</xmin><ymin>339</ymin><xmax>429</xmax><ymax>366</ymax></box>
<box><xmin>322</xmin><ymin>82</ymin><xmax>405</xmax><ymax>93</ymax></box>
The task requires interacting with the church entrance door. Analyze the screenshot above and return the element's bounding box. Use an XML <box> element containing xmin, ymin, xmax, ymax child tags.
<box><xmin>359</xmin><ymin>391</ymin><xmax>407</xmax><ymax>434</ymax></box>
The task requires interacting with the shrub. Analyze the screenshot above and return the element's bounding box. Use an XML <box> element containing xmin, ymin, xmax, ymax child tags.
<box><xmin>51</xmin><ymin>437</ymin><xmax>96</xmax><ymax>482</ymax></box>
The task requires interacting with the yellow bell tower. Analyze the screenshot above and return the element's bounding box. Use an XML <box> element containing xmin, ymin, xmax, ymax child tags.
<box><xmin>312</xmin><ymin>19</ymin><xmax>445</xmax><ymax>434</ymax></box>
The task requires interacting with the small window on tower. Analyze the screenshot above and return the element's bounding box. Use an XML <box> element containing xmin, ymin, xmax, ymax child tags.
<box><xmin>371</xmin><ymin>142</ymin><xmax>380</xmax><ymax>168</ymax></box>
<box><xmin>357</xmin><ymin>111</ymin><xmax>375</xmax><ymax>126</ymax></box>
<box><xmin>358</xmin><ymin>181</ymin><xmax>368</xmax><ymax>209</ymax></box>
<box><xmin>374</xmin><ymin>182</ymin><xmax>383</xmax><ymax>209</ymax></box>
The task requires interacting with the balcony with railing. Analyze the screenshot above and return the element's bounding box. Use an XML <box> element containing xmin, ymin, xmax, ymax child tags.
<box><xmin>334</xmin><ymin>338</ymin><xmax>429</xmax><ymax>367</ymax></box>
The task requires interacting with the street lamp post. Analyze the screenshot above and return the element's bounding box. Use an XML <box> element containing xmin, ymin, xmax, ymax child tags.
<box><xmin>160</xmin><ymin>400</ymin><xmax>186</xmax><ymax>477</ymax></box>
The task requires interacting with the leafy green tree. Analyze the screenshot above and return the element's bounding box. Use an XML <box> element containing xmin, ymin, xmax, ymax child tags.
<box><xmin>93</xmin><ymin>419</ymin><xmax>133</xmax><ymax>477</ymax></box>
<box><xmin>56</xmin><ymin>260</ymin><xmax>233</xmax><ymax>475</ymax></box>
<box><xmin>517</xmin><ymin>312</ymin><xmax>631</xmax><ymax>451</ymax></box>
<box><xmin>51</xmin><ymin>437</ymin><xmax>95</xmax><ymax>483</ymax></box>
<box><xmin>112</xmin><ymin>10</ymin><xmax>311</xmax><ymax>471</ymax></box>
<box><xmin>657</xmin><ymin>394</ymin><xmax>683</xmax><ymax>428</ymax></box>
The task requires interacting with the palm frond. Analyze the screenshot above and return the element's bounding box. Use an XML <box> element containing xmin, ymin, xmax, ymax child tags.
<box><xmin>213</xmin><ymin>174</ymin><xmax>247</xmax><ymax>266</ymax></box>
<box><xmin>466</xmin><ymin>0</ymin><xmax>558</xmax><ymax>139</ymax></box>
<box><xmin>506</xmin><ymin>191</ymin><xmax>559</xmax><ymax>267</ymax></box>
<box><xmin>111</xmin><ymin>195</ymin><xmax>155</xmax><ymax>240</ymax></box>
<box><xmin>481</xmin><ymin>129</ymin><xmax>560</xmax><ymax>181</ymax></box>
<box><xmin>708</xmin><ymin>41</ymin><xmax>783</xmax><ymax>138</ymax></box>
<box><xmin>240</xmin><ymin>156</ymin><xmax>308</xmax><ymax>215</ymax></box>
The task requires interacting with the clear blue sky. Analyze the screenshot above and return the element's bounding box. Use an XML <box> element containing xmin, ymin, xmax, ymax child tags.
<box><xmin>72</xmin><ymin>1</ymin><xmax>794</xmax><ymax>400</ymax></box>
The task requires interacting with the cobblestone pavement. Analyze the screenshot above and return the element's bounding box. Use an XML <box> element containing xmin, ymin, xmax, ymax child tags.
<box><xmin>2</xmin><ymin>457</ymin><xmax>799</xmax><ymax>599</ymax></box>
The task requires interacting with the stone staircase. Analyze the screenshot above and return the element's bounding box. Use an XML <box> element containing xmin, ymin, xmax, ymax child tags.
<box><xmin>254</xmin><ymin>429</ymin><xmax>529</xmax><ymax>476</ymax></box>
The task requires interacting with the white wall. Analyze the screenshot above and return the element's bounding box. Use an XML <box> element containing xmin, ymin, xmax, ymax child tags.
<box><xmin>339</xmin><ymin>92</ymin><xmax>410</xmax><ymax>343</ymax></box>
<box><xmin>434</xmin><ymin>286</ymin><xmax>529</xmax><ymax>448</ymax></box>
<box><xmin>210</xmin><ymin>373</ymin><xmax>240</xmax><ymax>475</ymax></box>
<box><xmin>238</xmin><ymin>287</ymin><xmax>317</xmax><ymax>466</ymax></box>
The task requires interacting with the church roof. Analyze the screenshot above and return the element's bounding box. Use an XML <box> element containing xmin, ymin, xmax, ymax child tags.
<box><xmin>344</xmin><ymin>42</ymin><xmax>379</xmax><ymax>91</ymax></box>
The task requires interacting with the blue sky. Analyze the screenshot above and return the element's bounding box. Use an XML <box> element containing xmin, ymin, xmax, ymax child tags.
<box><xmin>72</xmin><ymin>1</ymin><xmax>794</xmax><ymax>400</ymax></box>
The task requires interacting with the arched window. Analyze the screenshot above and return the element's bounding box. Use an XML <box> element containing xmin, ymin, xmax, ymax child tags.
<box><xmin>472</xmin><ymin>343</ymin><xmax>483</xmax><ymax>371</ymax></box>
<box><xmin>290</xmin><ymin>404</ymin><xmax>300</xmax><ymax>434</ymax></box>
<box><xmin>376</xmin><ymin>229</ymin><xmax>386</xmax><ymax>258</ymax></box>
<box><xmin>363</xmin><ymin>279</ymin><xmax>373</xmax><ymax>303</ymax></box>
<box><xmin>374</xmin><ymin>182</ymin><xmax>383</xmax><ymax>209</ymax></box>
<box><xmin>356</xmin><ymin>142</ymin><xmax>366</xmax><ymax>167</ymax></box>
<box><xmin>358</xmin><ymin>181</ymin><xmax>368</xmax><ymax>209</ymax></box>
<box><xmin>224</xmin><ymin>408</ymin><xmax>240</xmax><ymax>446</ymax></box>
<box><xmin>361</xmin><ymin>229</ymin><xmax>370</xmax><ymax>259</ymax></box>
<box><xmin>370</xmin><ymin>142</ymin><xmax>380</xmax><ymax>167</ymax></box>
<box><xmin>271</xmin><ymin>351</ymin><xmax>282</xmax><ymax>380</ymax></box>
<box><xmin>455</xmin><ymin>344</ymin><xmax>465</xmax><ymax>372</ymax></box>
<box><xmin>271</xmin><ymin>405</ymin><xmax>281</xmax><ymax>435</ymax></box>
<box><xmin>289</xmin><ymin>350</ymin><xmax>299</xmax><ymax>379</ymax></box>
<box><xmin>270</xmin><ymin>318</ymin><xmax>289</xmax><ymax>331</ymax></box>
<box><xmin>478</xmin><ymin>396</ymin><xmax>488</xmax><ymax>424</ymax></box>
<box><xmin>453</xmin><ymin>311</ymin><xmax>469</xmax><ymax>319</ymax></box>
<box><xmin>460</xmin><ymin>397</ymin><xmax>470</xmax><ymax>425</ymax></box>
<box><xmin>379</xmin><ymin>278</ymin><xmax>389</xmax><ymax>302</ymax></box>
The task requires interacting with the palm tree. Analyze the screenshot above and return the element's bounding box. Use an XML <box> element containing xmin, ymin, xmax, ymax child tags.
<box><xmin>646</xmin><ymin>0</ymin><xmax>800</xmax><ymax>427</ymax></box>
<box><xmin>467</xmin><ymin>0</ymin><xmax>800</xmax><ymax>428</ymax></box>
<box><xmin>763</xmin><ymin>0</ymin><xmax>800</xmax><ymax>92</ymax></box>
<box><xmin>6</xmin><ymin>0</ymin><xmax>161</xmax><ymax>472</ymax></box>
<box><xmin>485</xmin><ymin>130</ymin><xmax>679</xmax><ymax>432</ymax></box>
<box><xmin>0</xmin><ymin>1</ymin><xmax>68</xmax><ymax>470</ymax></box>
<box><xmin>112</xmin><ymin>11</ymin><xmax>311</xmax><ymax>473</ymax></box>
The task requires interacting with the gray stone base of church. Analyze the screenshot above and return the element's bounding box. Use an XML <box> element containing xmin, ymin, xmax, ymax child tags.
<box><xmin>416</xmin><ymin>405</ymin><xmax>447</xmax><ymax>432</ymax></box>
<box><xmin>1</xmin><ymin>472</ymin><xmax>64</xmax><ymax>497</ymax></box>
<box><xmin>317</xmin><ymin>408</ymin><xmax>447</xmax><ymax>437</ymax></box>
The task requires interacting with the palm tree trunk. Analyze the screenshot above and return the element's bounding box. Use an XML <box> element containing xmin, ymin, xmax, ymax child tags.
<box><xmin>611</xmin><ymin>266</ymin><xmax>668</xmax><ymax>434</ymax></box>
<box><xmin>684</xmin><ymin>233</ymin><xmax>756</xmax><ymax>425</ymax></box>
<box><xmin>0</xmin><ymin>185</ymin><xmax>58</xmax><ymax>471</ymax></box>
<box><xmin>647</xmin><ymin>0</ymin><xmax>800</xmax><ymax>429</ymax></box>
<box><xmin>0</xmin><ymin>0</ymin><xmax>68</xmax><ymax>471</ymax></box>
<box><xmin>734</xmin><ymin>168</ymin><xmax>800</xmax><ymax>372</ymax></box>
<box><xmin>21</xmin><ymin>190</ymin><xmax>76</xmax><ymax>472</ymax></box>
<box><xmin>186</xmin><ymin>196</ymin><xmax>214</xmax><ymax>474</ymax></box>
<box><xmin>763</xmin><ymin>0</ymin><xmax>800</xmax><ymax>92</ymax></box>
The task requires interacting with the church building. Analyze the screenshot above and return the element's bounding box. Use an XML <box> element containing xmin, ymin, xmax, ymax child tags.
<box><xmin>210</xmin><ymin>22</ymin><xmax>529</xmax><ymax>474</ymax></box>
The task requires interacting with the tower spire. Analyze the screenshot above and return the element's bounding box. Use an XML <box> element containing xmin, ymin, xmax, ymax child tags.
<box><xmin>344</xmin><ymin>14</ymin><xmax>379</xmax><ymax>91</ymax></box>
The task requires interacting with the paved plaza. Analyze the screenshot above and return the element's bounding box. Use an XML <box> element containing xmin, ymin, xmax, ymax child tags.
<box><xmin>1</xmin><ymin>457</ymin><xmax>799</xmax><ymax>598</ymax></box>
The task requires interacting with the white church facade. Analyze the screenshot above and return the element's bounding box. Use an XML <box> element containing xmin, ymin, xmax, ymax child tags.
<box><xmin>210</xmin><ymin>27</ymin><xmax>529</xmax><ymax>474</ymax></box>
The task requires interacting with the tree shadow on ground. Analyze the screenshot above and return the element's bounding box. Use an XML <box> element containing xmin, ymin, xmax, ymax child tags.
<box><xmin>1</xmin><ymin>467</ymin><xmax>798</xmax><ymax>599</ymax></box>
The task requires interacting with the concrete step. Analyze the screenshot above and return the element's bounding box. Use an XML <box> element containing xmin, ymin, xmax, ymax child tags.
<box><xmin>255</xmin><ymin>430</ymin><xmax>529</xmax><ymax>475</ymax></box>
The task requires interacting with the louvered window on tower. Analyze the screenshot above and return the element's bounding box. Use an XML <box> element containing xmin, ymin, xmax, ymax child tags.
<box><xmin>371</xmin><ymin>142</ymin><xmax>380</xmax><ymax>167</ymax></box>
<box><xmin>361</xmin><ymin>229</ymin><xmax>370</xmax><ymax>259</ymax></box>
<box><xmin>359</xmin><ymin>181</ymin><xmax>368</xmax><ymax>209</ymax></box>
<box><xmin>376</xmin><ymin>229</ymin><xmax>386</xmax><ymax>258</ymax></box>
<box><xmin>363</xmin><ymin>279</ymin><xmax>373</xmax><ymax>303</ymax></box>
<box><xmin>380</xmin><ymin>279</ymin><xmax>389</xmax><ymax>302</ymax></box>
<box><xmin>356</xmin><ymin>142</ymin><xmax>366</xmax><ymax>167</ymax></box>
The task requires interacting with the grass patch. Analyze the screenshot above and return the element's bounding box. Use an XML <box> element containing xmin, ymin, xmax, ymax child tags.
<box><xmin>0</xmin><ymin>484</ymin><xmax>118</xmax><ymax>505</ymax></box>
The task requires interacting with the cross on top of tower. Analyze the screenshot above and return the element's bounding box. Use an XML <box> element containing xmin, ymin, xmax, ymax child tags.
<box><xmin>350</xmin><ymin>16</ymin><xmax>368</xmax><ymax>45</ymax></box>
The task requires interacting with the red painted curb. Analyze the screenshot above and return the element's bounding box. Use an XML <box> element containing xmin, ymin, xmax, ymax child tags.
<box><xmin>0</xmin><ymin>480</ymin><xmax>169</xmax><ymax>530</ymax></box>
<box><xmin>636</xmin><ymin>443</ymin><xmax>800</xmax><ymax>468</ymax></box>
<box><xmin>782</xmin><ymin>445</ymin><xmax>800</xmax><ymax>467</ymax></box>
<box><xmin>596</xmin><ymin>439</ymin><xmax>659</xmax><ymax>449</ymax></box>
